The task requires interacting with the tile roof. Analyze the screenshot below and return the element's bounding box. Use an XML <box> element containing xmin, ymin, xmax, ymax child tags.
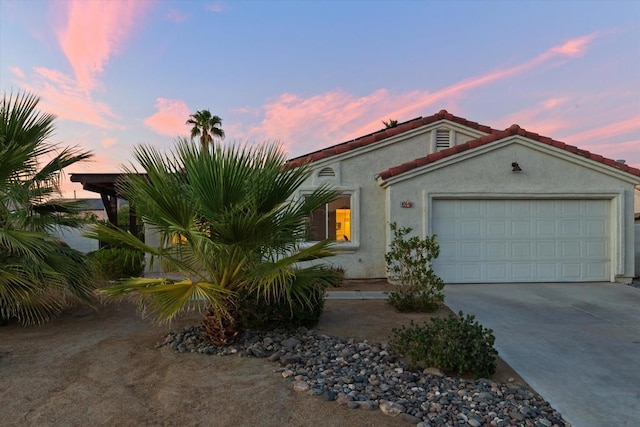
<box><xmin>286</xmin><ymin>110</ymin><xmax>497</xmax><ymax>168</ymax></box>
<box><xmin>378</xmin><ymin>124</ymin><xmax>640</xmax><ymax>180</ymax></box>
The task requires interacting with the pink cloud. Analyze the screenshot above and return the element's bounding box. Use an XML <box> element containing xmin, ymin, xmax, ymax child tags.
<box><xmin>56</xmin><ymin>0</ymin><xmax>148</xmax><ymax>91</ymax></box>
<box><xmin>240</xmin><ymin>33</ymin><xmax>601</xmax><ymax>156</ymax></box>
<box><xmin>9</xmin><ymin>66</ymin><xmax>25</xmax><ymax>79</ymax></box>
<box><xmin>353</xmin><ymin>33</ymin><xmax>600</xmax><ymax>132</ymax></box>
<box><xmin>494</xmin><ymin>98</ymin><xmax>571</xmax><ymax>135</ymax></box>
<box><xmin>18</xmin><ymin>67</ymin><xmax>120</xmax><ymax>128</ymax></box>
<box><xmin>61</xmin><ymin>152</ymin><xmax>124</xmax><ymax>197</ymax></box>
<box><xmin>550</xmin><ymin>35</ymin><xmax>596</xmax><ymax>57</ymax></box>
<box><xmin>144</xmin><ymin>98</ymin><xmax>191</xmax><ymax>137</ymax></box>
<box><xmin>244</xmin><ymin>89</ymin><xmax>403</xmax><ymax>154</ymax></box>
<box><xmin>101</xmin><ymin>137</ymin><xmax>117</xmax><ymax>148</ymax></box>
<box><xmin>563</xmin><ymin>116</ymin><xmax>640</xmax><ymax>144</ymax></box>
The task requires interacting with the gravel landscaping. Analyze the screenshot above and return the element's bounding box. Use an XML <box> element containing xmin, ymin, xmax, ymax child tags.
<box><xmin>162</xmin><ymin>325</ymin><xmax>569</xmax><ymax>427</ymax></box>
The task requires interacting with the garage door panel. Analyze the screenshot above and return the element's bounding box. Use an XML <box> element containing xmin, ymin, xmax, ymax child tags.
<box><xmin>534</xmin><ymin>203</ymin><xmax>557</xmax><ymax>216</ymax></box>
<box><xmin>585</xmin><ymin>220</ymin><xmax>606</xmax><ymax>237</ymax></box>
<box><xmin>511</xmin><ymin>220</ymin><xmax>531</xmax><ymax>237</ymax></box>
<box><xmin>461</xmin><ymin>242</ymin><xmax>482</xmax><ymax>259</ymax></box>
<box><xmin>487</xmin><ymin>220</ymin><xmax>506</xmax><ymax>236</ymax></box>
<box><xmin>536</xmin><ymin>263</ymin><xmax>557</xmax><ymax>280</ymax></box>
<box><xmin>511</xmin><ymin>202</ymin><xmax>532</xmax><ymax>216</ymax></box>
<box><xmin>560</xmin><ymin>241</ymin><xmax>582</xmax><ymax>258</ymax></box>
<box><xmin>487</xmin><ymin>202</ymin><xmax>507</xmax><ymax>216</ymax></box>
<box><xmin>432</xmin><ymin>199</ymin><xmax>610</xmax><ymax>283</ymax></box>
<box><xmin>461</xmin><ymin>202</ymin><xmax>483</xmax><ymax>217</ymax></box>
<box><xmin>486</xmin><ymin>242</ymin><xmax>506</xmax><ymax>258</ymax></box>
<box><xmin>587</xmin><ymin>263</ymin><xmax>607</xmax><ymax>278</ymax></box>
<box><xmin>560</xmin><ymin>219</ymin><xmax>581</xmax><ymax>237</ymax></box>
<box><xmin>486</xmin><ymin>264</ymin><xmax>507</xmax><ymax>281</ymax></box>
<box><xmin>438</xmin><ymin>242</ymin><xmax>456</xmax><ymax>260</ymax></box>
<box><xmin>561</xmin><ymin>201</ymin><xmax>582</xmax><ymax>215</ymax></box>
<box><xmin>561</xmin><ymin>263</ymin><xmax>582</xmax><ymax>279</ymax></box>
<box><xmin>512</xmin><ymin>263</ymin><xmax>533</xmax><ymax>280</ymax></box>
<box><xmin>536</xmin><ymin>241</ymin><xmax>556</xmax><ymax>257</ymax></box>
<box><xmin>460</xmin><ymin>264</ymin><xmax>482</xmax><ymax>281</ymax></box>
<box><xmin>586</xmin><ymin>241</ymin><xmax>606</xmax><ymax>257</ymax></box>
<box><xmin>511</xmin><ymin>241</ymin><xmax>532</xmax><ymax>258</ymax></box>
<box><xmin>461</xmin><ymin>220</ymin><xmax>482</xmax><ymax>238</ymax></box>
<box><xmin>536</xmin><ymin>220</ymin><xmax>556</xmax><ymax>236</ymax></box>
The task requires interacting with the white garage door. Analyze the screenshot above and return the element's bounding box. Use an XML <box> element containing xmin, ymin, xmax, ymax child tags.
<box><xmin>432</xmin><ymin>199</ymin><xmax>610</xmax><ymax>283</ymax></box>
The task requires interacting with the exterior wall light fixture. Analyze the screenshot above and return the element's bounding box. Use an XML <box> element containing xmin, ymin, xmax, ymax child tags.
<box><xmin>511</xmin><ymin>162</ymin><xmax>522</xmax><ymax>172</ymax></box>
<box><xmin>401</xmin><ymin>201</ymin><xmax>412</xmax><ymax>208</ymax></box>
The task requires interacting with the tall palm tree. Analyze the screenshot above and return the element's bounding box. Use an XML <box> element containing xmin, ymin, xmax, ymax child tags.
<box><xmin>186</xmin><ymin>109</ymin><xmax>225</xmax><ymax>150</ymax></box>
<box><xmin>87</xmin><ymin>139</ymin><xmax>341</xmax><ymax>344</ymax></box>
<box><xmin>0</xmin><ymin>91</ymin><xmax>96</xmax><ymax>325</ymax></box>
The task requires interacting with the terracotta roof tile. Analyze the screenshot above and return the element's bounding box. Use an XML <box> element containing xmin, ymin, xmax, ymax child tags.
<box><xmin>286</xmin><ymin>110</ymin><xmax>498</xmax><ymax>168</ymax></box>
<box><xmin>378</xmin><ymin>124</ymin><xmax>640</xmax><ymax>180</ymax></box>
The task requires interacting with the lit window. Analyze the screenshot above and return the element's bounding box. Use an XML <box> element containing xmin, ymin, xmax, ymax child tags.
<box><xmin>307</xmin><ymin>196</ymin><xmax>351</xmax><ymax>242</ymax></box>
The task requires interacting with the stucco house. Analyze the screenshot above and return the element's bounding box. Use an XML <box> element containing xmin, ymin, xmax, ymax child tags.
<box><xmin>288</xmin><ymin>110</ymin><xmax>640</xmax><ymax>283</ymax></box>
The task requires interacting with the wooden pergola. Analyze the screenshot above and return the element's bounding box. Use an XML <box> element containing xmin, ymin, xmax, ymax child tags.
<box><xmin>69</xmin><ymin>173</ymin><xmax>143</xmax><ymax>237</ymax></box>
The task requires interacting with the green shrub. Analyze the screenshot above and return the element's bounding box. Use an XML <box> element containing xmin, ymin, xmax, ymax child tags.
<box><xmin>237</xmin><ymin>284</ymin><xmax>326</xmax><ymax>331</ymax></box>
<box><xmin>89</xmin><ymin>248</ymin><xmax>144</xmax><ymax>280</ymax></box>
<box><xmin>237</xmin><ymin>266</ymin><xmax>343</xmax><ymax>331</ymax></box>
<box><xmin>385</xmin><ymin>222</ymin><xmax>444</xmax><ymax>312</ymax></box>
<box><xmin>390</xmin><ymin>311</ymin><xmax>498</xmax><ymax>378</ymax></box>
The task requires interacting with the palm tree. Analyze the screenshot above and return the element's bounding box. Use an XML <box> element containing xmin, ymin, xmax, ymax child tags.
<box><xmin>186</xmin><ymin>110</ymin><xmax>225</xmax><ymax>150</ymax></box>
<box><xmin>0</xmin><ymin>91</ymin><xmax>96</xmax><ymax>325</ymax></box>
<box><xmin>382</xmin><ymin>119</ymin><xmax>399</xmax><ymax>128</ymax></box>
<box><xmin>87</xmin><ymin>139</ymin><xmax>341</xmax><ymax>344</ymax></box>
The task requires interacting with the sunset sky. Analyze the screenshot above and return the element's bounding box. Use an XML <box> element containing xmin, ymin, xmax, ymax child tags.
<box><xmin>1</xmin><ymin>0</ymin><xmax>639</xmax><ymax>197</ymax></box>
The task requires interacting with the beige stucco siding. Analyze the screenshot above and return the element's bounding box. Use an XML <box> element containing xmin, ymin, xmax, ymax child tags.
<box><xmin>301</xmin><ymin>126</ymin><xmax>480</xmax><ymax>278</ymax></box>
<box><xmin>384</xmin><ymin>139</ymin><xmax>638</xmax><ymax>281</ymax></box>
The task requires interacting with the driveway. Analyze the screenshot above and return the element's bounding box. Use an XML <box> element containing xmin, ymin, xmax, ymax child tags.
<box><xmin>445</xmin><ymin>282</ymin><xmax>640</xmax><ymax>427</ymax></box>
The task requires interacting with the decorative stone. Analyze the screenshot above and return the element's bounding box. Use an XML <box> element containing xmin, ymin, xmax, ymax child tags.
<box><xmin>293</xmin><ymin>381</ymin><xmax>309</xmax><ymax>392</ymax></box>
<box><xmin>356</xmin><ymin>400</ymin><xmax>378</xmax><ymax>410</ymax></box>
<box><xmin>379</xmin><ymin>400</ymin><xmax>405</xmax><ymax>416</ymax></box>
<box><xmin>399</xmin><ymin>413</ymin><xmax>422</xmax><ymax>424</ymax></box>
<box><xmin>281</xmin><ymin>337</ymin><xmax>301</xmax><ymax>350</ymax></box>
<box><xmin>423</xmin><ymin>367</ymin><xmax>445</xmax><ymax>377</ymax></box>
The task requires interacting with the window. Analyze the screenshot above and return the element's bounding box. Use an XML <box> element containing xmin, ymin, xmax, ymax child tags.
<box><xmin>307</xmin><ymin>195</ymin><xmax>351</xmax><ymax>242</ymax></box>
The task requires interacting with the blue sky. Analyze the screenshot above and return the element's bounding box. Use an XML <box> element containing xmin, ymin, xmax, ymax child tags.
<box><xmin>1</xmin><ymin>0</ymin><xmax>638</xmax><ymax>197</ymax></box>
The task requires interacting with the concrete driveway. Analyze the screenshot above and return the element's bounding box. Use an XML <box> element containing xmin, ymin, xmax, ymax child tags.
<box><xmin>445</xmin><ymin>282</ymin><xmax>640</xmax><ymax>427</ymax></box>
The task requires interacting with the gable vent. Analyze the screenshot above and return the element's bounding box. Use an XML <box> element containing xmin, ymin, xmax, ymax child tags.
<box><xmin>318</xmin><ymin>167</ymin><xmax>335</xmax><ymax>178</ymax></box>
<box><xmin>435</xmin><ymin>129</ymin><xmax>451</xmax><ymax>151</ymax></box>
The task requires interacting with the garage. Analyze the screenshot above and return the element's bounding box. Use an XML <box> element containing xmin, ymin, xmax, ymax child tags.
<box><xmin>432</xmin><ymin>199</ymin><xmax>611</xmax><ymax>283</ymax></box>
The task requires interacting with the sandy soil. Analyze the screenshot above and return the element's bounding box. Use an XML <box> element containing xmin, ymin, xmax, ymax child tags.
<box><xmin>0</xmin><ymin>292</ymin><xmax>524</xmax><ymax>427</ymax></box>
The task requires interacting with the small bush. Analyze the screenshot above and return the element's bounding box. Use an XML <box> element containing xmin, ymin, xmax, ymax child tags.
<box><xmin>89</xmin><ymin>247</ymin><xmax>144</xmax><ymax>280</ymax></box>
<box><xmin>385</xmin><ymin>222</ymin><xmax>444</xmax><ymax>312</ymax></box>
<box><xmin>390</xmin><ymin>311</ymin><xmax>498</xmax><ymax>378</ymax></box>
<box><xmin>237</xmin><ymin>265</ymin><xmax>343</xmax><ymax>331</ymax></box>
<box><xmin>237</xmin><ymin>285</ymin><xmax>326</xmax><ymax>331</ymax></box>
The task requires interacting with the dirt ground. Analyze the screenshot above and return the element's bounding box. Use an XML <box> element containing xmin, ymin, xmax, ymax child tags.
<box><xmin>0</xmin><ymin>286</ymin><xmax>525</xmax><ymax>427</ymax></box>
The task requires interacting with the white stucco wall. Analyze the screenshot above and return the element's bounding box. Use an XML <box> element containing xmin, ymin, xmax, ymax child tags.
<box><xmin>383</xmin><ymin>138</ymin><xmax>639</xmax><ymax>281</ymax></box>
<box><xmin>298</xmin><ymin>122</ymin><xmax>488</xmax><ymax>279</ymax></box>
